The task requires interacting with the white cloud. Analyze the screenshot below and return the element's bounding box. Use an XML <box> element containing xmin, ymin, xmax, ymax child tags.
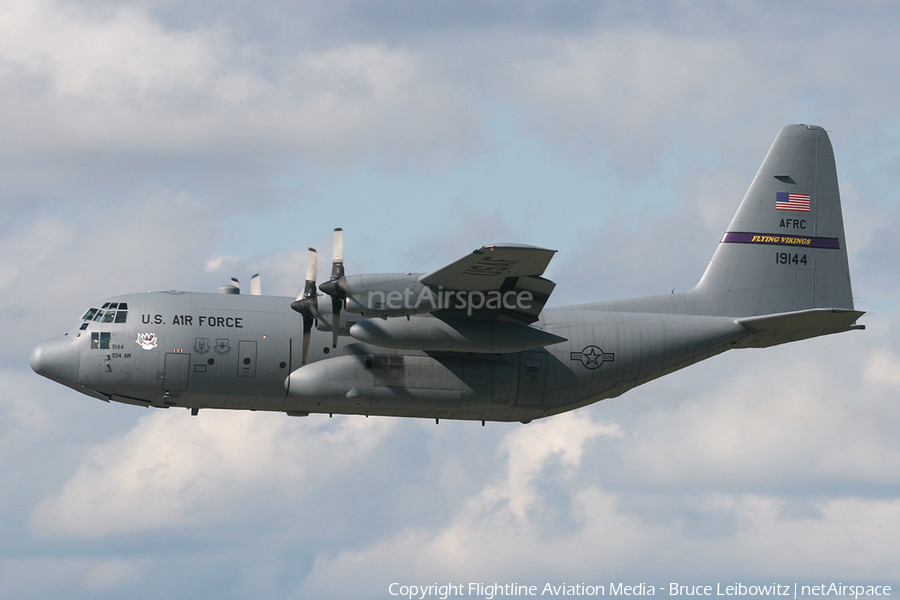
<box><xmin>0</xmin><ymin>0</ymin><xmax>481</xmax><ymax>164</ymax></box>
<box><xmin>0</xmin><ymin>1</ymin><xmax>223</xmax><ymax>101</ymax></box>
<box><xmin>863</xmin><ymin>347</ymin><xmax>900</xmax><ymax>386</ymax></box>
<box><xmin>31</xmin><ymin>409</ymin><xmax>397</xmax><ymax>538</ymax></box>
<box><xmin>300</xmin><ymin>438</ymin><xmax>900</xmax><ymax>598</ymax></box>
<box><xmin>0</xmin><ymin>556</ymin><xmax>151</xmax><ymax>597</ymax></box>
<box><xmin>486</xmin><ymin>411</ymin><xmax>621</xmax><ymax>521</ymax></box>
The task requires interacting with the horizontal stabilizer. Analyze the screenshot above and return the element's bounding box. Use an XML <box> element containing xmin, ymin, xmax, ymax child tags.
<box><xmin>735</xmin><ymin>308</ymin><xmax>865</xmax><ymax>348</ymax></box>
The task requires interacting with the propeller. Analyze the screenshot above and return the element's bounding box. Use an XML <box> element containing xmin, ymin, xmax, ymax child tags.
<box><xmin>217</xmin><ymin>277</ymin><xmax>241</xmax><ymax>294</ymax></box>
<box><xmin>290</xmin><ymin>248</ymin><xmax>319</xmax><ymax>364</ymax></box>
<box><xmin>318</xmin><ymin>228</ymin><xmax>345</xmax><ymax>348</ymax></box>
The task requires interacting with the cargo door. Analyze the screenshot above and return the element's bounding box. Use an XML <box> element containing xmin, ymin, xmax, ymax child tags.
<box><xmin>163</xmin><ymin>352</ymin><xmax>191</xmax><ymax>394</ymax></box>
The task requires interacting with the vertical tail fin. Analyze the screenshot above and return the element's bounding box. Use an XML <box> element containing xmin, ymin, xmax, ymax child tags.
<box><xmin>690</xmin><ymin>124</ymin><xmax>854</xmax><ymax>317</ymax></box>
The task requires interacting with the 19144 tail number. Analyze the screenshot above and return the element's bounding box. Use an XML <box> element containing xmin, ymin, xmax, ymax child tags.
<box><xmin>775</xmin><ymin>252</ymin><xmax>808</xmax><ymax>265</ymax></box>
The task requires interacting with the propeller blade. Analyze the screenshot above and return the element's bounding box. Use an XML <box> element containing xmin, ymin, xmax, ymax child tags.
<box><xmin>306</xmin><ymin>247</ymin><xmax>318</xmax><ymax>283</ymax></box>
<box><xmin>303</xmin><ymin>248</ymin><xmax>318</xmax><ymax>305</ymax></box>
<box><xmin>331</xmin><ymin>227</ymin><xmax>344</xmax><ymax>280</ymax></box>
<box><xmin>331</xmin><ymin>229</ymin><xmax>345</xmax><ymax>347</ymax></box>
<box><xmin>290</xmin><ymin>248</ymin><xmax>319</xmax><ymax>364</ymax></box>
<box><xmin>250</xmin><ymin>273</ymin><xmax>261</xmax><ymax>296</ymax></box>
<box><xmin>302</xmin><ymin>314</ymin><xmax>313</xmax><ymax>364</ymax></box>
<box><xmin>331</xmin><ymin>296</ymin><xmax>341</xmax><ymax>348</ymax></box>
<box><xmin>318</xmin><ymin>228</ymin><xmax>346</xmax><ymax>348</ymax></box>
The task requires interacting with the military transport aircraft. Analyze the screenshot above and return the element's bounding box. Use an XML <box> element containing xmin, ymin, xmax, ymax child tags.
<box><xmin>31</xmin><ymin>125</ymin><xmax>865</xmax><ymax>423</ymax></box>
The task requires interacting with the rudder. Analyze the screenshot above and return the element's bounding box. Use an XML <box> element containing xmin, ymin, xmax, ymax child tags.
<box><xmin>690</xmin><ymin>124</ymin><xmax>854</xmax><ymax>317</ymax></box>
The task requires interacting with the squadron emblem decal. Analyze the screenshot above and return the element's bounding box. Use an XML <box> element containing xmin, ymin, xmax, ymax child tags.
<box><xmin>136</xmin><ymin>333</ymin><xmax>158</xmax><ymax>350</ymax></box>
<box><xmin>194</xmin><ymin>337</ymin><xmax>210</xmax><ymax>354</ymax></box>
<box><xmin>570</xmin><ymin>345</ymin><xmax>614</xmax><ymax>369</ymax></box>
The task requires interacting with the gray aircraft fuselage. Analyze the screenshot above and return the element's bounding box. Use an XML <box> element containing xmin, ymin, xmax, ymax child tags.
<box><xmin>33</xmin><ymin>290</ymin><xmax>758</xmax><ymax>422</ymax></box>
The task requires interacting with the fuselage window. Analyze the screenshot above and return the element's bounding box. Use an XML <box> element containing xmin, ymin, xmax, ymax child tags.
<box><xmin>91</xmin><ymin>332</ymin><xmax>111</xmax><ymax>350</ymax></box>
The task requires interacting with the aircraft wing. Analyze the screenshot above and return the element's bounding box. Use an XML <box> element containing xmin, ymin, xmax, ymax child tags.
<box><xmin>419</xmin><ymin>244</ymin><xmax>557</xmax><ymax>323</ymax></box>
<box><xmin>735</xmin><ymin>308</ymin><xmax>865</xmax><ymax>348</ymax></box>
<box><xmin>420</xmin><ymin>244</ymin><xmax>556</xmax><ymax>290</ymax></box>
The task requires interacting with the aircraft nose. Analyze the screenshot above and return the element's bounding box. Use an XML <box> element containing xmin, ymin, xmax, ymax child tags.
<box><xmin>30</xmin><ymin>337</ymin><xmax>80</xmax><ymax>385</ymax></box>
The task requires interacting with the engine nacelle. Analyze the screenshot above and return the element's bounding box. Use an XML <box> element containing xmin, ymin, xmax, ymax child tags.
<box><xmin>348</xmin><ymin>315</ymin><xmax>566</xmax><ymax>353</ymax></box>
<box><xmin>340</xmin><ymin>273</ymin><xmax>432</xmax><ymax>318</ymax></box>
<box><xmin>339</xmin><ymin>273</ymin><xmax>548</xmax><ymax>324</ymax></box>
<box><xmin>284</xmin><ymin>353</ymin><xmax>518</xmax><ymax>410</ymax></box>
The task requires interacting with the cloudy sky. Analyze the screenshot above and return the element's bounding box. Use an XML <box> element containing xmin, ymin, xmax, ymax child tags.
<box><xmin>3</xmin><ymin>1</ymin><xmax>900</xmax><ymax>598</ymax></box>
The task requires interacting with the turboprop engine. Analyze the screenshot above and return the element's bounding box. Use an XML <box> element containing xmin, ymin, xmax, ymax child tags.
<box><xmin>293</xmin><ymin>229</ymin><xmax>561</xmax><ymax>356</ymax></box>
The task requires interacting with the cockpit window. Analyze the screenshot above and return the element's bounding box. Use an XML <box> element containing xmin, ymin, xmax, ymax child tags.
<box><xmin>83</xmin><ymin>305</ymin><xmax>128</xmax><ymax>324</ymax></box>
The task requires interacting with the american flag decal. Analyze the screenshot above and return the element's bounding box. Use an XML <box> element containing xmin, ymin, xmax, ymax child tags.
<box><xmin>776</xmin><ymin>191</ymin><xmax>811</xmax><ymax>212</ymax></box>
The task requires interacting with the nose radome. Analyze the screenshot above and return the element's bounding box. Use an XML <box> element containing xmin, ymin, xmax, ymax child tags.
<box><xmin>30</xmin><ymin>337</ymin><xmax>80</xmax><ymax>385</ymax></box>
